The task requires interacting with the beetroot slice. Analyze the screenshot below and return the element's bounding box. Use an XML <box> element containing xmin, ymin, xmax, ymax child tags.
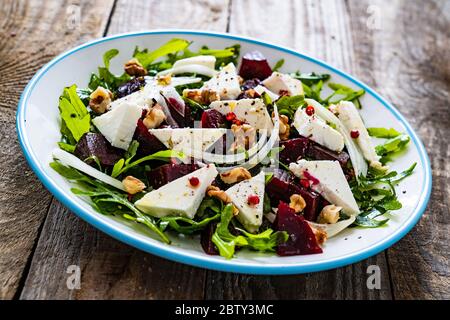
<box><xmin>133</xmin><ymin>119</ymin><xmax>167</xmax><ymax>157</ymax></box>
<box><xmin>276</xmin><ymin>202</ymin><xmax>323</xmax><ymax>256</ymax></box>
<box><xmin>201</xmin><ymin>109</ymin><xmax>227</xmax><ymax>128</ymax></box>
<box><xmin>266</xmin><ymin>169</ymin><xmax>322</xmax><ymax>222</ymax></box>
<box><xmin>146</xmin><ymin>163</ymin><xmax>199</xmax><ymax>189</ymax></box>
<box><xmin>201</xmin><ymin>222</ymin><xmax>219</xmax><ymax>255</ymax></box>
<box><xmin>307</xmin><ymin>142</ymin><xmax>349</xmax><ymax>167</ymax></box>
<box><xmin>279</xmin><ymin>137</ymin><xmax>310</xmax><ymax>164</ymax></box>
<box><xmin>238</xmin><ymin>51</ymin><xmax>273</xmax><ymax>80</ymax></box>
<box><xmin>74</xmin><ymin>132</ymin><xmax>123</xmax><ymax>167</ymax></box>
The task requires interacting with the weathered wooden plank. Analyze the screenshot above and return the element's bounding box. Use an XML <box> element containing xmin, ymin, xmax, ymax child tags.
<box><xmin>204</xmin><ymin>0</ymin><xmax>395</xmax><ymax>300</ymax></box>
<box><xmin>20</xmin><ymin>199</ymin><xmax>207</xmax><ymax>299</ymax></box>
<box><xmin>20</xmin><ymin>0</ymin><xmax>231</xmax><ymax>300</ymax></box>
<box><xmin>0</xmin><ymin>0</ymin><xmax>115</xmax><ymax>299</ymax></box>
<box><xmin>345</xmin><ymin>0</ymin><xmax>450</xmax><ymax>299</ymax></box>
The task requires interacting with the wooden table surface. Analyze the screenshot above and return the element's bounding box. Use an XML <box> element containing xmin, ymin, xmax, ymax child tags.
<box><xmin>1</xmin><ymin>0</ymin><xmax>448</xmax><ymax>300</ymax></box>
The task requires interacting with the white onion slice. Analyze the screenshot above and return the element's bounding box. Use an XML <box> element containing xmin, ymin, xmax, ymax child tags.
<box><xmin>305</xmin><ymin>98</ymin><xmax>368</xmax><ymax>178</ymax></box>
<box><xmin>308</xmin><ymin>215</ymin><xmax>356</xmax><ymax>238</ymax></box>
<box><xmin>215</xmin><ymin>104</ymin><xmax>280</xmax><ymax>172</ymax></box>
<box><xmin>145</xmin><ymin>76</ymin><xmax>202</xmax><ymax>87</ymax></box>
<box><xmin>158</xmin><ymin>65</ymin><xmax>217</xmax><ymax>78</ymax></box>
<box><xmin>202</xmin><ymin>129</ymin><xmax>268</xmax><ymax>164</ymax></box>
<box><xmin>52</xmin><ymin>148</ymin><xmax>125</xmax><ymax>191</ymax></box>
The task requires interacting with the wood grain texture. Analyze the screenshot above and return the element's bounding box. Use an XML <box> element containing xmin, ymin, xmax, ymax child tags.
<box><xmin>20</xmin><ymin>0</ymin><xmax>231</xmax><ymax>300</ymax></box>
<box><xmin>203</xmin><ymin>0</ymin><xmax>394</xmax><ymax>300</ymax></box>
<box><xmin>0</xmin><ymin>0</ymin><xmax>114</xmax><ymax>299</ymax></box>
<box><xmin>344</xmin><ymin>0</ymin><xmax>449</xmax><ymax>300</ymax></box>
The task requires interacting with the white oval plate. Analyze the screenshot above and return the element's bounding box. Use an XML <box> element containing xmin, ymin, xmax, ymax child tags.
<box><xmin>16</xmin><ymin>30</ymin><xmax>432</xmax><ymax>274</ymax></box>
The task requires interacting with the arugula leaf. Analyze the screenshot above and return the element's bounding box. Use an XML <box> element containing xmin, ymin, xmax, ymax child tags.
<box><xmin>354</xmin><ymin>214</ymin><xmax>389</xmax><ymax>228</ymax></box>
<box><xmin>111</xmin><ymin>150</ymin><xmax>186</xmax><ymax>178</ymax></box>
<box><xmin>302</xmin><ymin>80</ymin><xmax>324</xmax><ymax>103</ymax></box>
<box><xmin>272</xmin><ymin>59</ymin><xmax>285</xmax><ymax>72</ymax></box>
<box><xmin>375</xmin><ymin>134</ymin><xmax>410</xmax><ymax>158</ymax></box>
<box><xmin>367</xmin><ymin>127</ymin><xmax>401</xmax><ymax>138</ymax></box>
<box><xmin>160</xmin><ymin>214</ymin><xmax>220</xmax><ymax>235</ymax></box>
<box><xmin>212</xmin><ymin>204</ymin><xmax>248</xmax><ymax>259</ymax></box>
<box><xmin>351</xmin><ymin>163</ymin><xmax>416</xmax><ymax>228</ymax></box>
<box><xmin>199</xmin><ymin>44</ymin><xmax>240</xmax><ymax>68</ymax></box>
<box><xmin>291</xmin><ymin>72</ymin><xmax>330</xmax><ymax>86</ymax></box>
<box><xmin>212</xmin><ymin>204</ymin><xmax>288</xmax><ymax>259</ymax></box>
<box><xmin>324</xmin><ymin>82</ymin><xmax>365</xmax><ymax>106</ymax></box>
<box><xmin>134</xmin><ymin>38</ymin><xmax>191</xmax><ymax>68</ymax></box>
<box><xmin>50</xmin><ymin>160</ymin><xmax>170</xmax><ymax>243</ymax></box>
<box><xmin>236</xmin><ymin>228</ymin><xmax>288</xmax><ymax>252</ymax></box>
<box><xmin>58</xmin><ymin>142</ymin><xmax>76</xmax><ymax>153</ymax></box>
<box><xmin>88</xmin><ymin>49</ymin><xmax>131</xmax><ymax>91</ymax></box>
<box><xmin>58</xmin><ymin>85</ymin><xmax>91</xmax><ymax>143</ymax></box>
<box><xmin>275</xmin><ymin>95</ymin><xmax>305</xmax><ymax>118</ymax></box>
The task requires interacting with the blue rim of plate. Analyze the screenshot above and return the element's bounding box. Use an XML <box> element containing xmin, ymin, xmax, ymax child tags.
<box><xmin>16</xmin><ymin>30</ymin><xmax>432</xmax><ymax>275</ymax></box>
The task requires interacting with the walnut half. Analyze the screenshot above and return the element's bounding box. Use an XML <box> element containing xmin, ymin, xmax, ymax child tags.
<box><xmin>124</xmin><ymin>58</ymin><xmax>147</xmax><ymax>76</ymax></box>
<box><xmin>89</xmin><ymin>86</ymin><xmax>112</xmax><ymax>114</ymax></box>
<box><xmin>317</xmin><ymin>205</ymin><xmax>342</xmax><ymax>224</ymax></box>
<box><xmin>206</xmin><ymin>185</ymin><xmax>239</xmax><ymax>215</ymax></box>
<box><xmin>220</xmin><ymin>167</ymin><xmax>251</xmax><ymax>184</ymax></box>
<box><xmin>143</xmin><ymin>104</ymin><xmax>166</xmax><ymax>129</ymax></box>
<box><xmin>122</xmin><ymin>176</ymin><xmax>146</xmax><ymax>195</ymax></box>
<box><xmin>289</xmin><ymin>194</ymin><xmax>307</xmax><ymax>213</ymax></box>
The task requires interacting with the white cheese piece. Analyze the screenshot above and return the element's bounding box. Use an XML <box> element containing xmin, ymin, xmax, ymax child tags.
<box><xmin>109</xmin><ymin>88</ymin><xmax>152</xmax><ymax>110</ymax></box>
<box><xmin>334</xmin><ymin>101</ymin><xmax>383</xmax><ymax>169</ymax></box>
<box><xmin>225</xmin><ymin>171</ymin><xmax>265</xmax><ymax>233</ymax></box>
<box><xmin>173</xmin><ymin>55</ymin><xmax>216</xmax><ymax>69</ymax></box>
<box><xmin>293</xmin><ymin>107</ymin><xmax>345</xmax><ymax>152</ymax></box>
<box><xmin>253</xmin><ymin>85</ymin><xmax>280</xmax><ymax>101</ymax></box>
<box><xmin>262</xmin><ymin>72</ymin><xmax>304</xmax><ymax>96</ymax></box>
<box><xmin>209</xmin><ymin>98</ymin><xmax>273</xmax><ymax>131</ymax></box>
<box><xmin>149</xmin><ymin>128</ymin><xmax>227</xmax><ymax>159</ymax></box>
<box><xmin>202</xmin><ymin>63</ymin><xmax>241</xmax><ymax>99</ymax></box>
<box><xmin>305</xmin><ymin>98</ymin><xmax>368</xmax><ymax>178</ymax></box>
<box><xmin>92</xmin><ymin>101</ymin><xmax>142</xmax><ymax>150</ymax></box>
<box><xmin>135</xmin><ymin>164</ymin><xmax>218</xmax><ymax>218</ymax></box>
<box><xmin>289</xmin><ymin>160</ymin><xmax>360</xmax><ymax>215</ymax></box>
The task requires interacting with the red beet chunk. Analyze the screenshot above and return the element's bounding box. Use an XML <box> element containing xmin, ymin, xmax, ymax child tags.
<box><xmin>266</xmin><ymin>169</ymin><xmax>322</xmax><ymax>222</ymax></box>
<box><xmin>74</xmin><ymin>132</ymin><xmax>123</xmax><ymax>167</ymax></box>
<box><xmin>133</xmin><ymin>119</ymin><xmax>166</xmax><ymax>157</ymax></box>
<box><xmin>146</xmin><ymin>163</ymin><xmax>199</xmax><ymax>189</ymax></box>
<box><xmin>279</xmin><ymin>138</ymin><xmax>310</xmax><ymax>164</ymax></box>
<box><xmin>306</xmin><ymin>142</ymin><xmax>349</xmax><ymax>167</ymax></box>
<box><xmin>238</xmin><ymin>51</ymin><xmax>273</xmax><ymax>80</ymax></box>
<box><xmin>201</xmin><ymin>109</ymin><xmax>227</xmax><ymax>128</ymax></box>
<box><xmin>276</xmin><ymin>202</ymin><xmax>322</xmax><ymax>256</ymax></box>
<box><xmin>201</xmin><ymin>222</ymin><xmax>219</xmax><ymax>255</ymax></box>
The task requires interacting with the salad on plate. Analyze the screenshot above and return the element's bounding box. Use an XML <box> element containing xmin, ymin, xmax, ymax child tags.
<box><xmin>50</xmin><ymin>38</ymin><xmax>416</xmax><ymax>259</ymax></box>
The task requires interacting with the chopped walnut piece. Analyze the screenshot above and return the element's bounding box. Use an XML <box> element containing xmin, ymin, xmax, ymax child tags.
<box><xmin>272</xmin><ymin>112</ymin><xmax>290</xmax><ymax>140</ymax></box>
<box><xmin>183</xmin><ymin>89</ymin><xmax>220</xmax><ymax>105</ymax></box>
<box><xmin>289</xmin><ymin>194</ymin><xmax>307</xmax><ymax>213</ymax></box>
<box><xmin>220</xmin><ymin>167</ymin><xmax>252</xmax><ymax>184</ymax></box>
<box><xmin>206</xmin><ymin>185</ymin><xmax>239</xmax><ymax>215</ymax></box>
<box><xmin>89</xmin><ymin>86</ymin><xmax>112</xmax><ymax>114</ymax></box>
<box><xmin>309</xmin><ymin>224</ymin><xmax>327</xmax><ymax>245</ymax></box>
<box><xmin>157</xmin><ymin>74</ymin><xmax>172</xmax><ymax>86</ymax></box>
<box><xmin>124</xmin><ymin>58</ymin><xmax>147</xmax><ymax>76</ymax></box>
<box><xmin>230</xmin><ymin>123</ymin><xmax>256</xmax><ymax>151</ymax></box>
<box><xmin>143</xmin><ymin>104</ymin><xmax>166</xmax><ymax>129</ymax></box>
<box><xmin>122</xmin><ymin>176</ymin><xmax>146</xmax><ymax>195</ymax></box>
<box><xmin>318</xmin><ymin>205</ymin><xmax>342</xmax><ymax>224</ymax></box>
